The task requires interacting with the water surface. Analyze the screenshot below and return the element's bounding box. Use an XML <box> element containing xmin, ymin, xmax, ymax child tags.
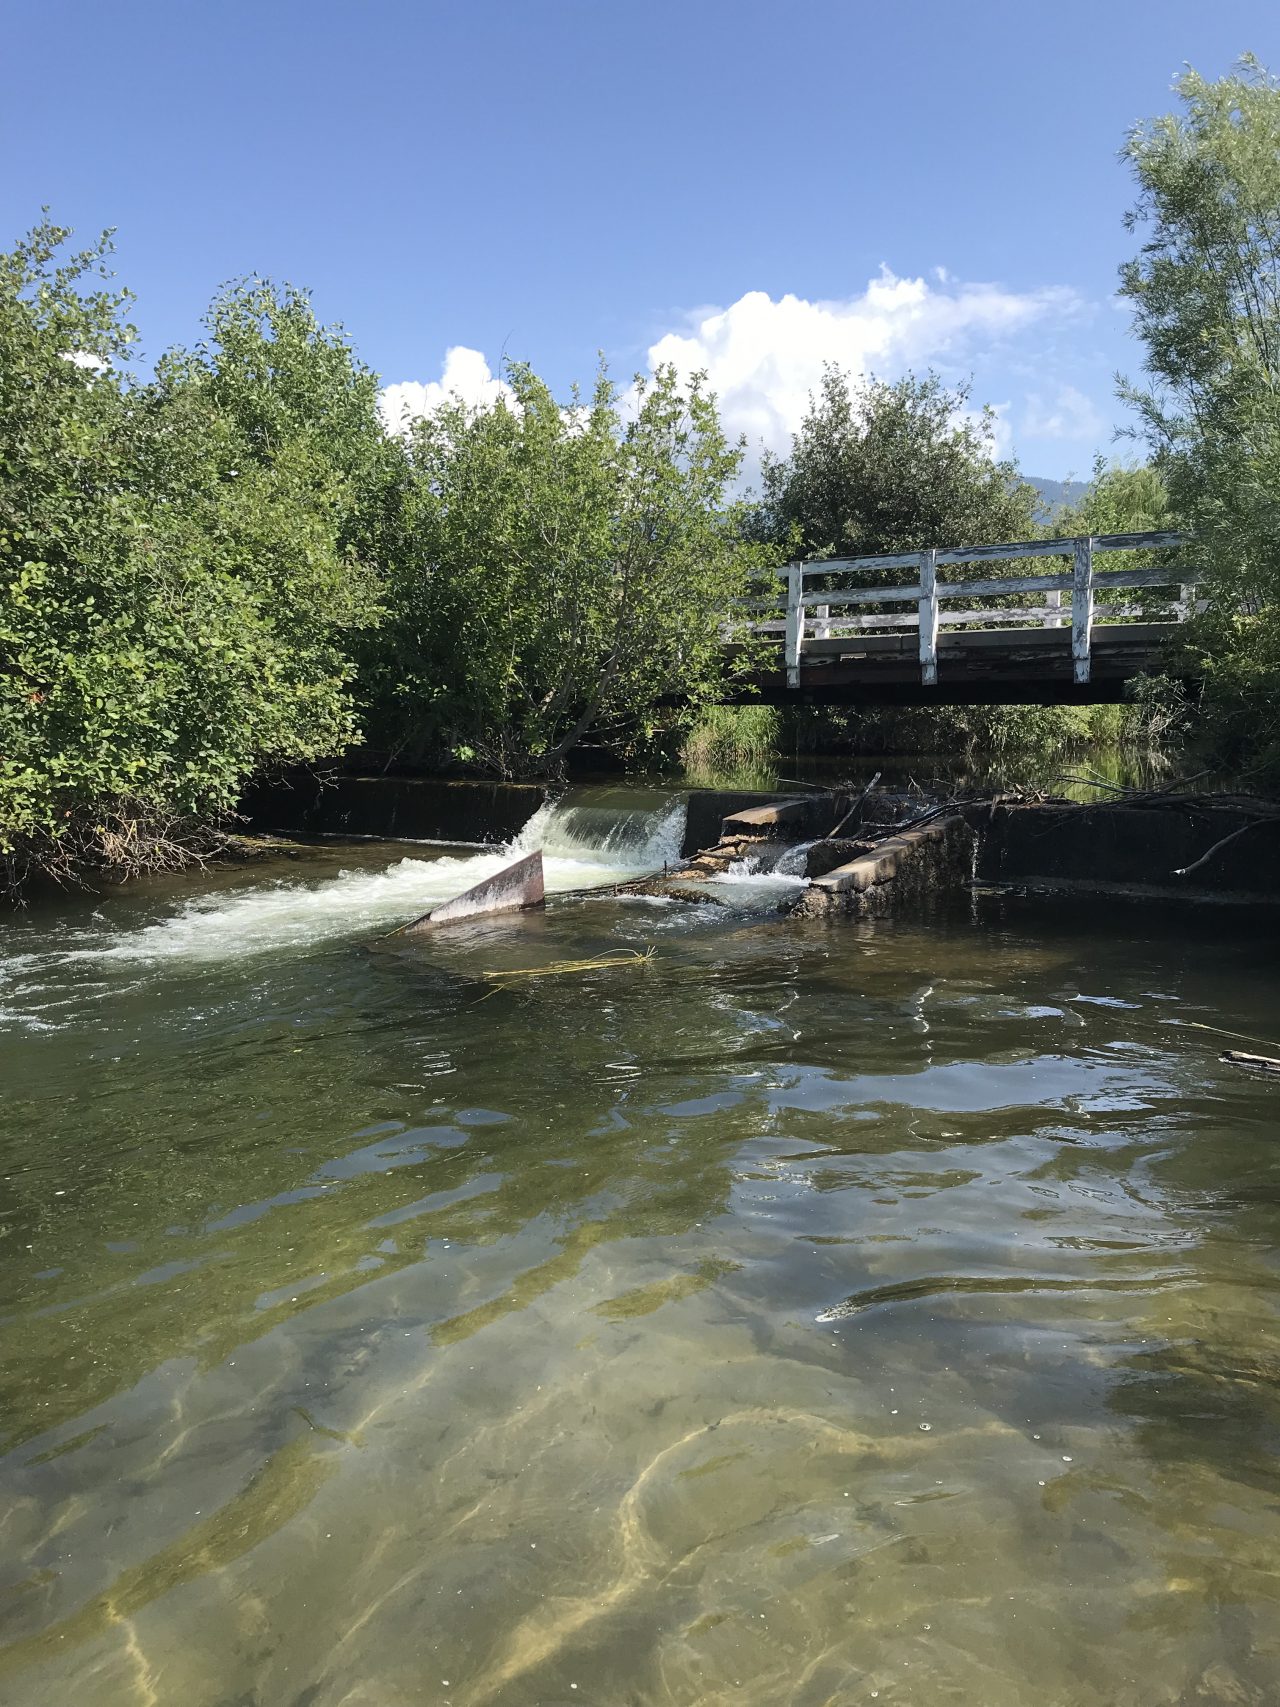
<box><xmin>2</xmin><ymin>790</ymin><xmax>1278</xmax><ymax>1706</ymax></box>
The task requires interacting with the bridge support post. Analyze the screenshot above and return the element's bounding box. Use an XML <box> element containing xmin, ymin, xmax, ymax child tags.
<box><xmin>784</xmin><ymin>563</ymin><xmax>804</xmax><ymax>689</ymax></box>
<box><xmin>1072</xmin><ymin>536</ymin><xmax>1094</xmax><ymax>685</ymax></box>
<box><xmin>918</xmin><ymin>548</ymin><xmax>939</xmax><ymax>686</ymax></box>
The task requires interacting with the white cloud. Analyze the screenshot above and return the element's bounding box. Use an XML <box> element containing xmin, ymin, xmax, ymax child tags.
<box><xmin>1022</xmin><ymin>383</ymin><xmax>1107</xmax><ymax>441</ymax></box>
<box><xmin>61</xmin><ymin>349</ymin><xmax>106</xmax><ymax>372</ymax></box>
<box><xmin>643</xmin><ymin>272</ymin><xmax>1084</xmax><ymax>461</ymax></box>
<box><xmin>379</xmin><ymin>270</ymin><xmax>1093</xmax><ymax>469</ymax></box>
<box><xmin>379</xmin><ymin>346</ymin><xmax>515</xmax><ymax>433</ymax></box>
<box><xmin>956</xmin><ymin>399</ymin><xmax>1015</xmax><ymax>462</ymax></box>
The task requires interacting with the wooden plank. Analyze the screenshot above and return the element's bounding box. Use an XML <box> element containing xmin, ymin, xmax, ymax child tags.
<box><xmin>942</xmin><ymin>571</ymin><xmax>1073</xmax><ymax>598</ymax></box>
<box><xmin>935</xmin><ymin>529</ymin><xmax>1186</xmax><ymax>566</ymax></box>
<box><xmin>919</xmin><ymin>547</ymin><xmax>939</xmax><ymax>686</ymax></box>
<box><xmin>1088</xmin><ymin>622</ymin><xmax>1174</xmax><ymax>647</ymax></box>
<box><xmin>942</xmin><ymin>567</ymin><xmax>1190</xmax><ymax>598</ymax></box>
<box><xmin>800</xmin><ymin>551</ymin><xmax>922</xmax><ymax>574</ymax></box>
<box><xmin>800</xmin><ymin>566</ymin><xmax>1194</xmax><ymax>608</ymax></box>
<box><xmin>818</xmin><ymin>612</ymin><xmax>921</xmax><ymax>631</ymax></box>
<box><xmin>784</xmin><ymin>563</ymin><xmax>804</xmax><ymax>688</ymax></box>
<box><xmin>803</xmin><ymin>633</ymin><xmax>916</xmax><ymax>657</ymax></box>
<box><xmin>795</xmin><ymin>621</ymin><xmax>1177</xmax><ymax>660</ymax></box>
<box><xmin>1044</xmin><ymin>588</ymin><xmax>1064</xmax><ymax>629</ymax></box>
<box><xmin>935</xmin><ymin>538</ymin><xmax>1078</xmax><ymax>566</ymax></box>
<box><xmin>801</xmin><ymin>583</ymin><xmax>922</xmax><ymax>609</ymax></box>
<box><xmin>1093</xmin><ymin>529</ymin><xmax>1185</xmax><ymax>552</ymax></box>
<box><xmin>1072</xmin><ymin>536</ymin><xmax>1094</xmax><ymax>685</ymax></box>
<box><xmin>1089</xmin><ymin>566</ymin><xmax>1199</xmax><ymax>591</ymax></box>
<box><xmin>1221</xmin><ymin>1050</ymin><xmax>1280</xmax><ymax>1076</ymax></box>
<box><xmin>798</xmin><ymin>529</ymin><xmax>1186</xmax><ymax>576</ymax></box>
<box><xmin>942</xmin><ymin>602</ymin><xmax>1155</xmax><ymax>626</ymax></box>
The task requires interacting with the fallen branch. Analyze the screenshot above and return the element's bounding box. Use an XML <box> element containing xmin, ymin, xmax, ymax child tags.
<box><xmin>1221</xmin><ymin>1050</ymin><xmax>1280</xmax><ymax>1077</ymax></box>
<box><xmin>1173</xmin><ymin>819</ymin><xmax>1269</xmax><ymax>877</ymax></box>
<box><xmin>825</xmin><ymin>771</ymin><xmax>882</xmax><ymax>840</ymax></box>
<box><xmin>1049</xmin><ymin>773</ymin><xmax>1138</xmax><ymax>795</ymax></box>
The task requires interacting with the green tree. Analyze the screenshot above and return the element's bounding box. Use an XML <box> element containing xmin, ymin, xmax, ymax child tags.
<box><xmin>1119</xmin><ymin>55</ymin><xmax>1280</xmax><ymax>775</ymax></box>
<box><xmin>0</xmin><ymin>223</ymin><xmax>385</xmax><ymax>890</ymax></box>
<box><xmin>756</xmin><ymin>366</ymin><xmax>1038</xmax><ymax>558</ymax></box>
<box><xmin>1055</xmin><ymin>458</ymin><xmax>1173</xmax><ymax>537</ymax></box>
<box><xmin>366</xmin><ymin>362</ymin><xmax>770</xmax><ymax>776</ymax></box>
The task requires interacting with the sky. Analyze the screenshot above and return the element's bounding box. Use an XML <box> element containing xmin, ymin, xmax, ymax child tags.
<box><xmin>4</xmin><ymin>0</ymin><xmax>1276</xmax><ymax>481</ymax></box>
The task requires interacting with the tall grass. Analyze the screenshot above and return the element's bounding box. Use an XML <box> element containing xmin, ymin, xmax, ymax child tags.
<box><xmin>678</xmin><ymin>696</ymin><xmax>1175</xmax><ymax>788</ymax></box>
<box><xmin>679</xmin><ymin>706</ymin><xmax>782</xmax><ymax>788</ymax></box>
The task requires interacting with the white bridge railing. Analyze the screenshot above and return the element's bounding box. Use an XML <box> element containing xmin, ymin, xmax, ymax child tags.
<box><xmin>741</xmin><ymin>531</ymin><xmax>1199</xmax><ymax>688</ymax></box>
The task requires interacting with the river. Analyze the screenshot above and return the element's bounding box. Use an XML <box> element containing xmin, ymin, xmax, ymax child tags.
<box><xmin>2</xmin><ymin>787</ymin><xmax>1278</xmax><ymax>1705</ymax></box>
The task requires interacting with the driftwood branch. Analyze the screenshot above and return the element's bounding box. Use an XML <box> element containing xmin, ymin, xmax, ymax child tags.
<box><xmin>825</xmin><ymin>771</ymin><xmax>882</xmax><ymax>840</ymax></box>
<box><xmin>1173</xmin><ymin>819</ymin><xmax>1268</xmax><ymax>877</ymax></box>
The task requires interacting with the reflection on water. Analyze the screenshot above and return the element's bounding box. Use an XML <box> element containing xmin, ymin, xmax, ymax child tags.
<box><xmin>678</xmin><ymin>744</ymin><xmax>1193</xmax><ymax>801</ymax></box>
<box><xmin>1</xmin><ymin>793</ymin><xmax>1278</xmax><ymax>1705</ymax></box>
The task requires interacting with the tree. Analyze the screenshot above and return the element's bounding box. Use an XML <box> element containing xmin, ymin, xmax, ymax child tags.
<box><xmin>755</xmin><ymin>366</ymin><xmax>1038</xmax><ymax>559</ymax></box>
<box><xmin>1119</xmin><ymin>56</ymin><xmax>1280</xmax><ymax>774</ymax></box>
<box><xmin>1055</xmin><ymin>458</ymin><xmax>1172</xmax><ymax>537</ymax></box>
<box><xmin>365</xmin><ymin>362</ymin><xmax>771</xmax><ymax>776</ymax></box>
<box><xmin>0</xmin><ymin>224</ymin><xmax>385</xmax><ymax>890</ymax></box>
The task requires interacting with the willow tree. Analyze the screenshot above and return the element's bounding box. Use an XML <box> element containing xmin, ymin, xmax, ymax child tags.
<box><xmin>1119</xmin><ymin>55</ymin><xmax>1280</xmax><ymax>772</ymax></box>
<box><xmin>369</xmin><ymin>363</ymin><xmax>770</xmax><ymax>775</ymax></box>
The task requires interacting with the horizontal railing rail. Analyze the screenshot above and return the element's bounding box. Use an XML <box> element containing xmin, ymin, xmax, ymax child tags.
<box><xmin>736</xmin><ymin>531</ymin><xmax>1200</xmax><ymax>688</ymax></box>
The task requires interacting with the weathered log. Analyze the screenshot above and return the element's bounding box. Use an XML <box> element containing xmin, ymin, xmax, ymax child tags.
<box><xmin>1221</xmin><ymin>1050</ymin><xmax>1280</xmax><ymax>1077</ymax></box>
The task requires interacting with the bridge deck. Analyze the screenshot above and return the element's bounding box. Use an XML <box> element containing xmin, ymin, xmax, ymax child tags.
<box><xmin>732</xmin><ymin>530</ymin><xmax>1200</xmax><ymax>706</ymax></box>
<box><xmin>732</xmin><ymin>623</ymin><xmax>1183</xmax><ymax>706</ymax></box>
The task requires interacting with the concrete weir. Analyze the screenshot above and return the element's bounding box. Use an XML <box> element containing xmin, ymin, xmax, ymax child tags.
<box><xmin>399</xmin><ymin>849</ymin><xmax>545</xmax><ymax>934</ymax></box>
<box><xmin>788</xmin><ymin>816</ymin><xmax>976</xmax><ymax>918</ymax></box>
<box><xmin>620</xmin><ymin>787</ymin><xmax>1280</xmax><ymax>919</ymax></box>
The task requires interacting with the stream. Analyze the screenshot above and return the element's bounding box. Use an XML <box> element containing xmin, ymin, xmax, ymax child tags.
<box><xmin>1</xmin><ymin>785</ymin><xmax>1278</xmax><ymax>1705</ymax></box>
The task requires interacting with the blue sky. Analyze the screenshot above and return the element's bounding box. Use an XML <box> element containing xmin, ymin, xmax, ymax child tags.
<box><xmin>4</xmin><ymin>1</ymin><xmax>1275</xmax><ymax>479</ymax></box>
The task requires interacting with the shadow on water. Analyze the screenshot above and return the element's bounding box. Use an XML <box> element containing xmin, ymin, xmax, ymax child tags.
<box><xmin>1</xmin><ymin>802</ymin><xmax>1279</xmax><ymax>1705</ymax></box>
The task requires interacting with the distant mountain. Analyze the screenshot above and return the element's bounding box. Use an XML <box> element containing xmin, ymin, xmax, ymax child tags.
<box><xmin>1026</xmin><ymin>475</ymin><xmax>1089</xmax><ymax>523</ymax></box>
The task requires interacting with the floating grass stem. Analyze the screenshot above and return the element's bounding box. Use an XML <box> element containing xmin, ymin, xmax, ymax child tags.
<box><xmin>477</xmin><ymin>946</ymin><xmax>656</xmax><ymax>998</ymax></box>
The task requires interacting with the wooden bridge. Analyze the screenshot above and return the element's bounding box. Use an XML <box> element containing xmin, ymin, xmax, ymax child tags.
<box><xmin>731</xmin><ymin>530</ymin><xmax>1201</xmax><ymax>705</ymax></box>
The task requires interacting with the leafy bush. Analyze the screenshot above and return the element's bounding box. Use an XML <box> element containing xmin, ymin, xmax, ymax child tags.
<box><xmin>0</xmin><ymin>223</ymin><xmax>385</xmax><ymax>889</ymax></box>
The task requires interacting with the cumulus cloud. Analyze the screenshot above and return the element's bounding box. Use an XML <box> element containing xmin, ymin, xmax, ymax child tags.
<box><xmin>379</xmin><ymin>346</ymin><xmax>515</xmax><ymax>433</ymax></box>
<box><xmin>956</xmin><ymin>399</ymin><xmax>1015</xmax><ymax>463</ymax></box>
<box><xmin>379</xmin><ymin>269</ymin><xmax>1093</xmax><ymax>468</ymax></box>
<box><xmin>1022</xmin><ymin>382</ymin><xmax>1107</xmax><ymax>441</ymax></box>
<box><xmin>643</xmin><ymin>271</ymin><xmax>1084</xmax><ymax>459</ymax></box>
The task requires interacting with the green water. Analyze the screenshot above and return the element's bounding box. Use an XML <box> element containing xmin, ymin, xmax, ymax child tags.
<box><xmin>2</xmin><ymin>795</ymin><xmax>1278</xmax><ymax>1706</ymax></box>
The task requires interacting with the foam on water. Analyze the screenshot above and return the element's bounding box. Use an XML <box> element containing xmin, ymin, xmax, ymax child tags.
<box><xmin>0</xmin><ymin>794</ymin><xmax>689</xmax><ymax>1007</ymax></box>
